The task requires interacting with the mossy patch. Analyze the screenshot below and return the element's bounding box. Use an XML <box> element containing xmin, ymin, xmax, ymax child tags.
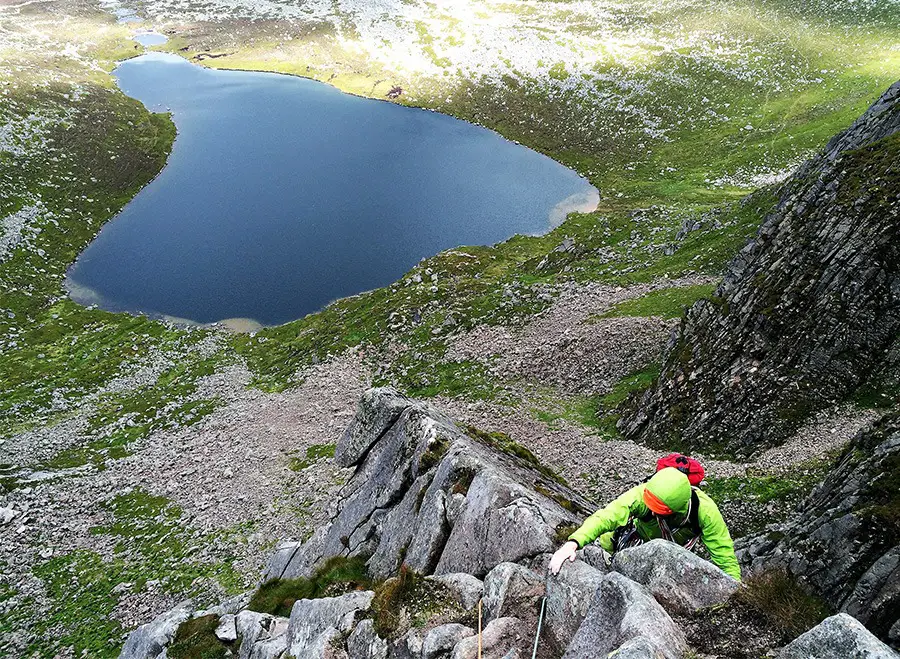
<box><xmin>737</xmin><ymin>568</ymin><xmax>832</xmax><ymax>638</ymax></box>
<box><xmin>370</xmin><ymin>565</ymin><xmax>470</xmax><ymax>639</ymax></box>
<box><xmin>247</xmin><ymin>556</ymin><xmax>372</xmax><ymax>617</ymax></box>
<box><xmin>288</xmin><ymin>443</ymin><xmax>337</xmax><ymax>471</ymax></box>
<box><xmin>593</xmin><ymin>283</ymin><xmax>717</xmax><ymax>321</ymax></box>
<box><xmin>168</xmin><ymin>614</ymin><xmax>230</xmax><ymax>659</ymax></box>
<box><xmin>465</xmin><ymin>424</ymin><xmax>567</xmax><ymax>485</ymax></box>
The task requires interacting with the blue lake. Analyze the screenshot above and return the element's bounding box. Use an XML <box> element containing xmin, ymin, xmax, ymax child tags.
<box><xmin>66</xmin><ymin>53</ymin><xmax>597</xmax><ymax>327</ymax></box>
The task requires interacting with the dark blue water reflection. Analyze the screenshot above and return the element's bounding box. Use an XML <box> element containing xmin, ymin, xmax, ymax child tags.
<box><xmin>67</xmin><ymin>53</ymin><xmax>597</xmax><ymax>326</ymax></box>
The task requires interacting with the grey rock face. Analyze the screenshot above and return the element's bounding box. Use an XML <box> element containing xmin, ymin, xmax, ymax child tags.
<box><xmin>347</xmin><ymin>620</ymin><xmax>388</xmax><ymax>659</ymax></box>
<box><xmin>545</xmin><ymin>559</ymin><xmax>607</xmax><ymax>651</ymax></box>
<box><xmin>285</xmin><ymin>590</ymin><xmax>374</xmax><ymax>658</ymax></box>
<box><xmin>740</xmin><ymin>414</ymin><xmax>900</xmax><ymax>642</ymax></box>
<box><xmin>214</xmin><ymin>614</ymin><xmax>237</xmax><ymax>642</ymax></box>
<box><xmin>434</xmin><ymin>469</ymin><xmax>581</xmax><ymax>577</ymax></box>
<box><xmin>427</xmin><ymin>573</ymin><xmax>484</xmax><ymax>611</ymax></box>
<box><xmin>234</xmin><ymin>610</ymin><xmax>289</xmax><ymax>659</ymax></box>
<box><xmin>611</xmin><ymin>539</ymin><xmax>739</xmax><ymax>614</ymax></box>
<box><xmin>119</xmin><ymin>600</ymin><xmax>193</xmax><ymax>659</ymax></box>
<box><xmin>778</xmin><ymin>613</ymin><xmax>899</xmax><ymax>659</ymax></box>
<box><xmin>450</xmin><ymin>617</ymin><xmax>528</xmax><ymax>659</ymax></box>
<box><xmin>421</xmin><ymin>623</ymin><xmax>475</xmax><ymax>659</ymax></box>
<box><xmin>562</xmin><ymin>572</ymin><xmax>686</xmax><ymax>659</ymax></box>
<box><xmin>621</xmin><ymin>80</ymin><xmax>900</xmax><ymax>454</ymax></box>
<box><xmin>482</xmin><ymin>562</ymin><xmax>544</xmax><ymax>624</ymax></box>
<box><xmin>276</xmin><ymin>388</ymin><xmax>591</xmax><ymax>581</ymax></box>
<box><xmin>335</xmin><ymin>387</ymin><xmax>411</xmax><ymax>468</ymax></box>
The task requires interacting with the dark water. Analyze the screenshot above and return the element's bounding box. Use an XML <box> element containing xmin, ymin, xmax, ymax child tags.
<box><xmin>67</xmin><ymin>53</ymin><xmax>597</xmax><ymax>327</ymax></box>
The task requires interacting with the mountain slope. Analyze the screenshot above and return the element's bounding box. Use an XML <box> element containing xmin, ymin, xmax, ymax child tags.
<box><xmin>622</xmin><ymin>80</ymin><xmax>900</xmax><ymax>455</ymax></box>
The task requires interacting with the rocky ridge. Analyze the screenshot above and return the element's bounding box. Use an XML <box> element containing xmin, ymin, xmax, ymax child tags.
<box><xmin>740</xmin><ymin>412</ymin><xmax>900</xmax><ymax>644</ymax></box>
<box><xmin>119</xmin><ymin>389</ymin><xmax>898</xmax><ymax>658</ymax></box>
<box><xmin>622</xmin><ymin>80</ymin><xmax>900</xmax><ymax>455</ymax></box>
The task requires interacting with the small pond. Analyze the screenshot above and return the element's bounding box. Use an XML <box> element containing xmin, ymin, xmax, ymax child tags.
<box><xmin>66</xmin><ymin>53</ymin><xmax>598</xmax><ymax>327</ymax></box>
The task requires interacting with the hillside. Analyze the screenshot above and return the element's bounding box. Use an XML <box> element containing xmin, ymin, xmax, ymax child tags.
<box><xmin>1</xmin><ymin>0</ymin><xmax>899</xmax><ymax>655</ymax></box>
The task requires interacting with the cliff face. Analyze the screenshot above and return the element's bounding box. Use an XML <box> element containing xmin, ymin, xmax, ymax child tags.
<box><xmin>621</xmin><ymin>81</ymin><xmax>900</xmax><ymax>455</ymax></box>
<box><xmin>739</xmin><ymin>414</ymin><xmax>900</xmax><ymax>645</ymax></box>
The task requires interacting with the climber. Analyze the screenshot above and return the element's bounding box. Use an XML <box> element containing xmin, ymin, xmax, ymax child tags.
<box><xmin>548</xmin><ymin>467</ymin><xmax>741</xmax><ymax>580</ymax></box>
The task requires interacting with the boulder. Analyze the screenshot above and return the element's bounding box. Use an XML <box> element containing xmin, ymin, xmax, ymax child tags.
<box><xmin>214</xmin><ymin>614</ymin><xmax>237</xmax><ymax>642</ymax></box>
<box><xmin>545</xmin><ymin>559</ymin><xmax>607</xmax><ymax>651</ymax></box>
<box><xmin>612</xmin><ymin>539</ymin><xmax>739</xmax><ymax>613</ymax></box>
<box><xmin>391</xmin><ymin>629</ymin><xmax>425</xmax><ymax>659</ymax></box>
<box><xmin>119</xmin><ymin>600</ymin><xmax>193</xmax><ymax>659</ymax></box>
<box><xmin>778</xmin><ymin>613</ymin><xmax>899</xmax><ymax>659</ymax></box>
<box><xmin>482</xmin><ymin>562</ymin><xmax>544</xmax><ymax>624</ymax></box>
<box><xmin>235</xmin><ymin>610</ymin><xmax>289</xmax><ymax>659</ymax></box>
<box><xmin>422</xmin><ymin>623</ymin><xmax>476</xmax><ymax>659</ymax></box>
<box><xmin>346</xmin><ymin>620</ymin><xmax>388</xmax><ymax>659</ymax></box>
<box><xmin>562</xmin><ymin>572</ymin><xmax>685</xmax><ymax>659</ymax></box>
<box><xmin>450</xmin><ymin>617</ymin><xmax>528</xmax><ymax>659</ymax></box>
<box><xmin>427</xmin><ymin>573</ymin><xmax>484</xmax><ymax>611</ymax></box>
<box><xmin>285</xmin><ymin>591</ymin><xmax>374</xmax><ymax>658</ymax></box>
<box><xmin>434</xmin><ymin>469</ymin><xmax>582</xmax><ymax>577</ymax></box>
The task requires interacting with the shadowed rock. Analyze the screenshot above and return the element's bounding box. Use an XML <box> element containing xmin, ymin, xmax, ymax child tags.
<box><xmin>740</xmin><ymin>414</ymin><xmax>900</xmax><ymax>643</ymax></box>
<box><xmin>347</xmin><ymin>619</ymin><xmax>388</xmax><ymax>659</ymax></box>
<box><xmin>482</xmin><ymin>562</ymin><xmax>545</xmax><ymax>623</ymax></box>
<box><xmin>450</xmin><ymin>617</ymin><xmax>528</xmax><ymax>659</ymax></box>
<box><xmin>422</xmin><ymin>623</ymin><xmax>475</xmax><ymax>659</ymax></box>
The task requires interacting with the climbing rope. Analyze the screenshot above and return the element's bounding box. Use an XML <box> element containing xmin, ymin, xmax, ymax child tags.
<box><xmin>477</xmin><ymin>598</ymin><xmax>483</xmax><ymax>659</ymax></box>
<box><xmin>531</xmin><ymin>595</ymin><xmax>547</xmax><ymax>659</ymax></box>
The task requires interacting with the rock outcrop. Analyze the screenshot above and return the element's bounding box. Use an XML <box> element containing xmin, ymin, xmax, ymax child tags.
<box><xmin>621</xmin><ymin>80</ymin><xmax>900</xmax><ymax>454</ymax></box>
<box><xmin>265</xmin><ymin>387</ymin><xmax>594</xmax><ymax>582</ymax></box>
<box><xmin>119</xmin><ymin>601</ymin><xmax>193</xmax><ymax>659</ymax></box>
<box><xmin>740</xmin><ymin>413</ymin><xmax>900</xmax><ymax>643</ymax></box>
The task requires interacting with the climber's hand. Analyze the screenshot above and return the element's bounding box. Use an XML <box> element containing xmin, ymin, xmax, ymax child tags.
<box><xmin>549</xmin><ymin>540</ymin><xmax>578</xmax><ymax>575</ymax></box>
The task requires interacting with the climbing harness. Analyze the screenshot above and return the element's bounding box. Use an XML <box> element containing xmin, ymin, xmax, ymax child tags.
<box><xmin>613</xmin><ymin>488</ymin><xmax>702</xmax><ymax>553</ymax></box>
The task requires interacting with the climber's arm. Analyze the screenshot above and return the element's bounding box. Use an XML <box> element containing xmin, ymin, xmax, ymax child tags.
<box><xmin>568</xmin><ymin>484</ymin><xmax>642</xmax><ymax>548</ymax></box>
<box><xmin>697</xmin><ymin>492</ymin><xmax>741</xmax><ymax>581</ymax></box>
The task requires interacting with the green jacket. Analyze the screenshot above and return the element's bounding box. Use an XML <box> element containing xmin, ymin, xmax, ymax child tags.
<box><xmin>568</xmin><ymin>475</ymin><xmax>741</xmax><ymax>580</ymax></box>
